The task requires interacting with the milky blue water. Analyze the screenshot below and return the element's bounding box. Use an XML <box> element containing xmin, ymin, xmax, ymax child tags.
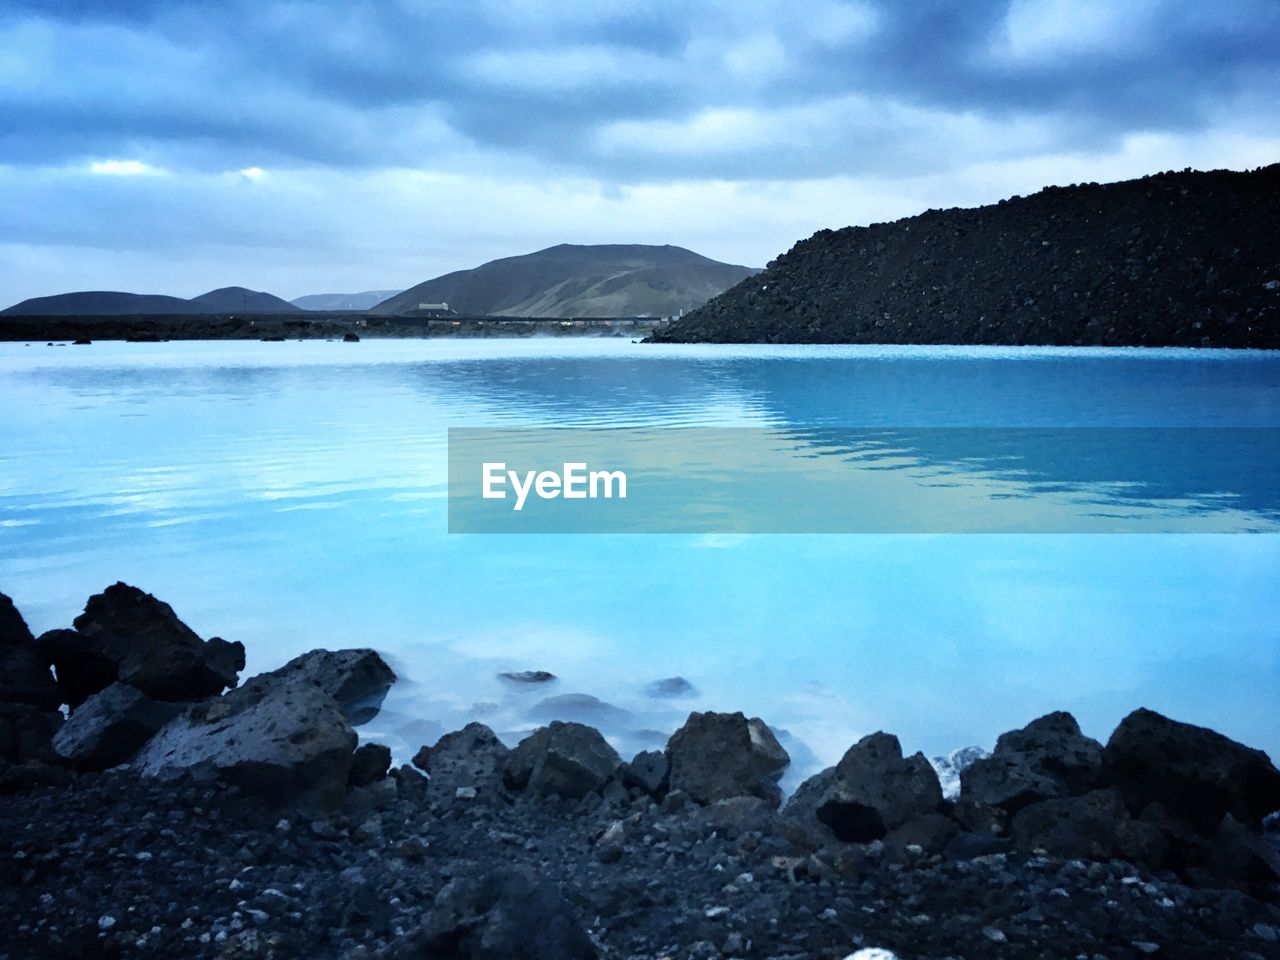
<box><xmin>2</xmin><ymin>339</ymin><xmax>1278</xmax><ymax>780</ymax></box>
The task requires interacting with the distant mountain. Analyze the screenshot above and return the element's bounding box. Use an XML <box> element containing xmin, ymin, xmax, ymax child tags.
<box><xmin>368</xmin><ymin>244</ymin><xmax>759</xmax><ymax>318</ymax></box>
<box><xmin>2</xmin><ymin>286</ymin><xmax>300</xmax><ymax>316</ymax></box>
<box><xmin>291</xmin><ymin>290</ymin><xmax>404</xmax><ymax>311</ymax></box>
<box><xmin>652</xmin><ymin>164</ymin><xmax>1280</xmax><ymax>348</ymax></box>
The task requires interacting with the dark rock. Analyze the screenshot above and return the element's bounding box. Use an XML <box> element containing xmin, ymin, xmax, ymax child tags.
<box><xmin>392</xmin><ymin>865</ymin><xmax>596</xmax><ymax>960</ymax></box>
<box><xmin>623</xmin><ymin>749</ymin><xmax>668</xmax><ymax>797</ymax></box>
<box><xmin>0</xmin><ymin>701</ymin><xmax>61</xmax><ymax>765</ymax></box>
<box><xmin>528</xmin><ymin>693</ymin><xmax>630</xmax><ymax>725</ymax></box>
<box><xmin>747</xmin><ymin>717</ymin><xmax>789</xmax><ymax>779</ymax></box>
<box><xmin>52</xmin><ymin>682</ymin><xmax>178</xmax><ymax>771</ymax></box>
<box><xmin>54</xmin><ymin>583</ymin><xmax>246</xmax><ymax>703</ymax></box>
<box><xmin>666</xmin><ymin>711</ymin><xmax>790</xmax><ymax>808</ymax></box>
<box><xmin>343</xmin><ymin>332</ymin><xmax>360</xmax><ymax>342</ymax></box>
<box><xmin>35</xmin><ymin>629</ymin><xmax>116</xmax><ymax>709</ymax></box>
<box><xmin>0</xmin><ymin>592</ymin><xmax>34</xmax><ymax>646</ymax></box>
<box><xmin>952</xmin><ymin>795</ymin><xmax>1008</xmax><ymax>835</ymax></box>
<box><xmin>348</xmin><ymin>742</ymin><xmax>392</xmax><ymax>787</ymax></box>
<box><xmin>503</xmin><ymin>721</ymin><xmax>620</xmax><ymax>800</ymax></box>
<box><xmin>0</xmin><ymin>593</ymin><xmax>60</xmax><ymax>710</ymax></box>
<box><xmin>498</xmin><ymin>670</ymin><xmax>557</xmax><ymax>685</ymax></box>
<box><xmin>882</xmin><ymin>812</ymin><xmax>960</xmax><ymax>858</ymax></box>
<box><xmin>960</xmin><ymin>711</ymin><xmax>1101</xmax><ymax>813</ymax></box>
<box><xmin>413</xmin><ymin>722</ymin><xmax>509</xmax><ymax>798</ymax></box>
<box><xmin>1101</xmin><ymin>707</ymin><xmax>1280</xmax><ymax>833</ymax></box>
<box><xmin>260</xmin><ymin>648</ymin><xmax>395</xmax><ymax>724</ymax></box>
<box><xmin>133</xmin><ymin>673</ymin><xmax>356</xmax><ymax>808</ymax></box>
<box><xmin>1010</xmin><ymin>788</ymin><xmax>1133</xmax><ymax>861</ymax></box>
<box><xmin>643</xmin><ymin>676</ymin><xmax>697</xmax><ymax>698</ymax></box>
<box><xmin>786</xmin><ymin>732</ymin><xmax>942</xmax><ymax>842</ymax></box>
<box><xmin>1204</xmin><ymin>814</ymin><xmax>1280</xmax><ymax>895</ymax></box>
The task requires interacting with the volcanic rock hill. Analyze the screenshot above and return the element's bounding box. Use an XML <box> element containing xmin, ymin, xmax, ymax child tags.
<box><xmin>369</xmin><ymin>244</ymin><xmax>759</xmax><ymax>319</ymax></box>
<box><xmin>651</xmin><ymin>164</ymin><xmax>1280</xmax><ymax>348</ymax></box>
<box><xmin>2</xmin><ymin>585</ymin><xmax>1279</xmax><ymax>959</ymax></box>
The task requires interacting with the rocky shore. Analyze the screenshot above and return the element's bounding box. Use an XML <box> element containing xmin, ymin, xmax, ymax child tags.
<box><xmin>650</xmin><ymin>165</ymin><xmax>1280</xmax><ymax>348</ymax></box>
<box><xmin>2</xmin><ymin>585</ymin><xmax>1279</xmax><ymax>959</ymax></box>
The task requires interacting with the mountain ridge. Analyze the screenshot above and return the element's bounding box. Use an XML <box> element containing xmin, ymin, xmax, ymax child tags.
<box><xmin>369</xmin><ymin>243</ymin><xmax>759</xmax><ymax>318</ymax></box>
<box><xmin>3</xmin><ymin>286</ymin><xmax>299</xmax><ymax>316</ymax></box>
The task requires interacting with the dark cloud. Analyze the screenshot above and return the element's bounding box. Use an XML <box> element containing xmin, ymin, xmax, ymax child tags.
<box><xmin>2</xmin><ymin>0</ymin><xmax>1276</xmax><ymax>180</ymax></box>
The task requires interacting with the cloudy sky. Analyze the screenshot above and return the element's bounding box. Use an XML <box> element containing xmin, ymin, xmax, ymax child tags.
<box><xmin>2</xmin><ymin>0</ymin><xmax>1278</xmax><ymax>306</ymax></box>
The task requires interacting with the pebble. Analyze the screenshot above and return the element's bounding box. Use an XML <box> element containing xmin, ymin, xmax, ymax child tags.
<box><xmin>1133</xmin><ymin>941</ymin><xmax>1160</xmax><ymax>954</ymax></box>
<box><xmin>98</xmin><ymin>915</ymin><xmax>116</xmax><ymax>931</ymax></box>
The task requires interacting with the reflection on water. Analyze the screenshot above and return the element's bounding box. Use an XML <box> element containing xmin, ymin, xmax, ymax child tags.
<box><xmin>2</xmin><ymin>339</ymin><xmax>1278</xmax><ymax>778</ymax></box>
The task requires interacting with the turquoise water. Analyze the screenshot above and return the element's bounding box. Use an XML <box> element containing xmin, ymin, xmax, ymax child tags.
<box><xmin>2</xmin><ymin>338</ymin><xmax>1278</xmax><ymax>779</ymax></box>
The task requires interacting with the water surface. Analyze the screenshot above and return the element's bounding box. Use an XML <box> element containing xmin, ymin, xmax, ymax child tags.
<box><xmin>2</xmin><ymin>339</ymin><xmax>1277</xmax><ymax>779</ymax></box>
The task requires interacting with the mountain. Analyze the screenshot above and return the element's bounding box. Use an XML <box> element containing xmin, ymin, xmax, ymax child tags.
<box><xmin>368</xmin><ymin>244</ymin><xmax>759</xmax><ymax>318</ymax></box>
<box><xmin>291</xmin><ymin>290</ymin><xmax>403</xmax><ymax>311</ymax></box>
<box><xmin>2</xmin><ymin>286</ymin><xmax>300</xmax><ymax>316</ymax></box>
<box><xmin>651</xmin><ymin>164</ymin><xmax>1280</xmax><ymax>349</ymax></box>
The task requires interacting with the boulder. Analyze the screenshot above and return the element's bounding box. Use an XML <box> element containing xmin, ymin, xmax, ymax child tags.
<box><xmin>390</xmin><ymin>866</ymin><xmax>597</xmax><ymax>960</ymax></box>
<box><xmin>0</xmin><ymin>701</ymin><xmax>62</xmax><ymax>765</ymax></box>
<box><xmin>52</xmin><ymin>682</ymin><xmax>178</xmax><ymax>771</ymax></box>
<box><xmin>959</xmin><ymin>712</ymin><xmax>1101</xmax><ymax>813</ymax></box>
<box><xmin>348</xmin><ymin>742</ymin><xmax>392</xmax><ymax>787</ymax></box>
<box><xmin>643</xmin><ymin>676</ymin><xmax>697</xmax><ymax>698</ymax></box>
<box><xmin>503</xmin><ymin>721</ymin><xmax>621</xmax><ymax>800</ymax></box>
<box><xmin>413</xmin><ymin>722</ymin><xmax>510</xmax><ymax>798</ymax></box>
<box><xmin>666</xmin><ymin>711</ymin><xmax>790</xmax><ymax>808</ymax></box>
<box><xmin>1010</xmin><ymin>788</ymin><xmax>1131</xmax><ymax>861</ymax></box>
<box><xmin>49</xmin><ymin>583</ymin><xmax>245</xmax><ymax>704</ymax></box>
<box><xmin>133</xmin><ymin>673</ymin><xmax>356</xmax><ymax>808</ymax></box>
<box><xmin>259</xmin><ymin>648</ymin><xmax>395</xmax><ymax>724</ymax></box>
<box><xmin>882</xmin><ymin>813</ymin><xmax>961</xmax><ymax>858</ymax></box>
<box><xmin>528</xmin><ymin>693</ymin><xmax>630</xmax><ymax>726</ymax></box>
<box><xmin>0</xmin><ymin>592</ymin><xmax>34</xmax><ymax>646</ymax></box>
<box><xmin>784</xmin><ymin>732</ymin><xmax>942</xmax><ymax>842</ymax></box>
<box><xmin>35</xmin><ymin>629</ymin><xmax>117</xmax><ymax>709</ymax></box>
<box><xmin>0</xmin><ymin>593</ymin><xmax>60</xmax><ymax>710</ymax></box>
<box><xmin>1101</xmin><ymin>707</ymin><xmax>1280</xmax><ymax>833</ymax></box>
<box><xmin>623</xmin><ymin>749</ymin><xmax>669</xmax><ymax>797</ymax></box>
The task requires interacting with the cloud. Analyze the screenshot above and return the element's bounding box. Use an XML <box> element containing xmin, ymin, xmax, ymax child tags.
<box><xmin>89</xmin><ymin>159</ymin><xmax>162</xmax><ymax>176</ymax></box>
<box><xmin>0</xmin><ymin>0</ymin><xmax>1277</xmax><ymax>304</ymax></box>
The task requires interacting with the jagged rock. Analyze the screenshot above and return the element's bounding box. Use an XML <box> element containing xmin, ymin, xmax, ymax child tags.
<box><xmin>389</xmin><ymin>865</ymin><xmax>597</xmax><ymax>960</ymax></box>
<box><xmin>0</xmin><ymin>593</ymin><xmax>60</xmax><ymax>711</ymax></box>
<box><xmin>44</xmin><ymin>583</ymin><xmax>245</xmax><ymax>705</ymax></box>
<box><xmin>35</xmin><ymin>629</ymin><xmax>115</xmax><ymax>709</ymax></box>
<box><xmin>52</xmin><ymin>682</ymin><xmax>178</xmax><ymax>771</ymax></box>
<box><xmin>1010</xmin><ymin>788</ymin><xmax>1131</xmax><ymax>860</ymax></box>
<box><xmin>348</xmin><ymin>743</ymin><xmax>392</xmax><ymax>787</ymax></box>
<box><xmin>133</xmin><ymin>674</ymin><xmax>356</xmax><ymax>807</ymax></box>
<box><xmin>413</xmin><ymin>722</ymin><xmax>509</xmax><ymax>798</ymax></box>
<box><xmin>259</xmin><ymin>648</ymin><xmax>395</xmax><ymax>724</ymax></box>
<box><xmin>1203</xmin><ymin>814</ymin><xmax>1280</xmax><ymax>895</ymax></box>
<box><xmin>785</xmin><ymin>733</ymin><xmax>942</xmax><ymax>842</ymax></box>
<box><xmin>666</xmin><ymin>711</ymin><xmax>790</xmax><ymax>808</ymax></box>
<box><xmin>0</xmin><ymin>593</ymin><xmax>33</xmax><ymax>647</ymax></box>
<box><xmin>623</xmin><ymin>749</ymin><xmax>669</xmax><ymax>797</ymax></box>
<box><xmin>643</xmin><ymin>676</ymin><xmax>697</xmax><ymax>698</ymax></box>
<box><xmin>960</xmin><ymin>712</ymin><xmax>1101</xmax><ymax>814</ymax></box>
<box><xmin>882</xmin><ymin>813</ymin><xmax>960</xmax><ymax>858</ymax></box>
<box><xmin>0</xmin><ymin>701</ymin><xmax>61</xmax><ymax>765</ymax></box>
<box><xmin>503</xmin><ymin>721</ymin><xmax>620</xmax><ymax>800</ymax></box>
<box><xmin>1101</xmin><ymin>707</ymin><xmax>1280</xmax><ymax>832</ymax></box>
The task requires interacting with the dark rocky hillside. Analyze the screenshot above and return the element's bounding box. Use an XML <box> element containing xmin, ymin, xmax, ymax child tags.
<box><xmin>651</xmin><ymin>165</ymin><xmax>1280</xmax><ymax>348</ymax></box>
<box><xmin>370</xmin><ymin>244</ymin><xmax>758</xmax><ymax>318</ymax></box>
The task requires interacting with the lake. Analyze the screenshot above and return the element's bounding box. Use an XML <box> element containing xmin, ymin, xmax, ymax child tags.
<box><xmin>2</xmin><ymin>338</ymin><xmax>1278</xmax><ymax>783</ymax></box>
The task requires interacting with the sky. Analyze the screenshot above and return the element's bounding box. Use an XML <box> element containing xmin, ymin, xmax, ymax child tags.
<box><xmin>1</xmin><ymin>0</ymin><xmax>1278</xmax><ymax>307</ymax></box>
